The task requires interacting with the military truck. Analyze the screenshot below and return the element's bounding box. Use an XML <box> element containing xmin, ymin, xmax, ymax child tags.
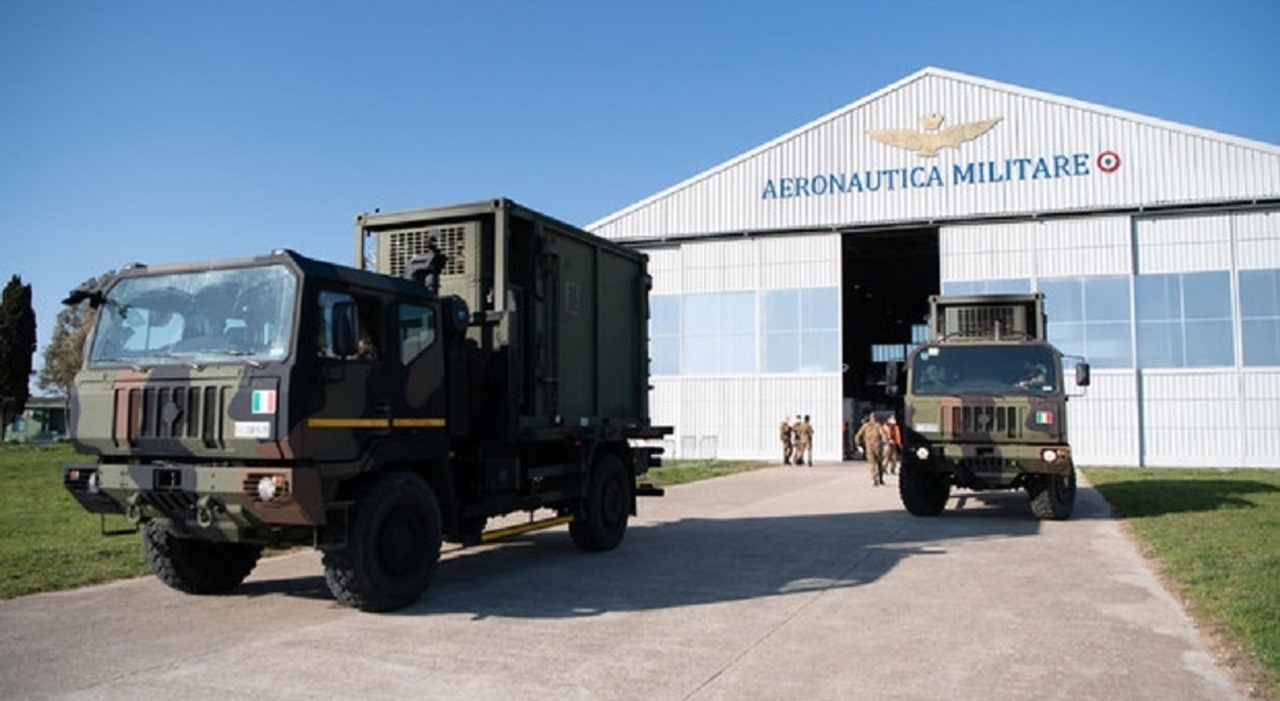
<box><xmin>886</xmin><ymin>293</ymin><xmax>1089</xmax><ymax>519</ymax></box>
<box><xmin>62</xmin><ymin>198</ymin><xmax>669</xmax><ymax>611</ymax></box>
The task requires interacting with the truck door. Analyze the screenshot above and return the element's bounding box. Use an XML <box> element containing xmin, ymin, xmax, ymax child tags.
<box><xmin>308</xmin><ymin>290</ymin><xmax>391</xmax><ymax>462</ymax></box>
<box><xmin>390</xmin><ymin>301</ymin><xmax>449</xmax><ymax>437</ymax></box>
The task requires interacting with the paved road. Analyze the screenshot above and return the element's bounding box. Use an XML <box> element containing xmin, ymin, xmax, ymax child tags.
<box><xmin>0</xmin><ymin>465</ymin><xmax>1245</xmax><ymax>701</ymax></box>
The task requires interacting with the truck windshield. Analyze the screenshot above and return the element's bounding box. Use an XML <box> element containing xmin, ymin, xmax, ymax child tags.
<box><xmin>87</xmin><ymin>264</ymin><xmax>297</xmax><ymax>368</ymax></box>
<box><xmin>911</xmin><ymin>344</ymin><xmax>1060</xmax><ymax>396</ymax></box>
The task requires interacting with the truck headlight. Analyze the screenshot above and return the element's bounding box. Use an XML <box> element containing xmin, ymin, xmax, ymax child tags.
<box><xmin>1041</xmin><ymin>449</ymin><xmax>1059</xmax><ymax>462</ymax></box>
<box><xmin>915</xmin><ymin>446</ymin><xmax>930</xmax><ymax>460</ymax></box>
<box><xmin>257</xmin><ymin>475</ymin><xmax>282</xmax><ymax>502</ymax></box>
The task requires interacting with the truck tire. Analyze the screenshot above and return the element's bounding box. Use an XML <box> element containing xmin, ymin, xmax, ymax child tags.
<box><xmin>570</xmin><ymin>452</ymin><xmax>630</xmax><ymax>552</ymax></box>
<box><xmin>142</xmin><ymin>521</ymin><xmax>262</xmax><ymax>595</ymax></box>
<box><xmin>322</xmin><ymin>472</ymin><xmax>442</xmax><ymax>612</ymax></box>
<box><xmin>1028</xmin><ymin>469</ymin><xmax>1076</xmax><ymax>520</ymax></box>
<box><xmin>899</xmin><ymin>461</ymin><xmax>950</xmax><ymax>516</ymax></box>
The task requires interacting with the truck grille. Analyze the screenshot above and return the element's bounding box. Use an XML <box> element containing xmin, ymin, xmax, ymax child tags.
<box><xmin>116</xmin><ymin>385</ymin><xmax>227</xmax><ymax>448</ymax></box>
<box><xmin>946</xmin><ymin>405</ymin><xmax>1023</xmax><ymax>439</ymax></box>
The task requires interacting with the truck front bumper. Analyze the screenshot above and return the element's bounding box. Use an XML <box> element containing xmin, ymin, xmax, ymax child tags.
<box><xmin>64</xmin><ymin>463</ymin><xmax>325</xmax><ymax>538</ymax></box>
<box><xmin>905</xmin><ymin>443</ymin><xmax>1073</xmax><ymax>488</ymax></box>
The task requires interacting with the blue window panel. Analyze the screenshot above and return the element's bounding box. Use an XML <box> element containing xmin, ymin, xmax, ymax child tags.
<box><xmin>801</xmin><ymin>330</ymin><xmax>840</xmax><ymax>372</ymax></box>
<box><xmin>942</xmin><ymin>280</ymin><xmax>978</xmax><ymax>295</ymax></box>
<box><xmin>1047</xmin><ymin>321</ymin><xmax>1085</xmax><ymax>358</ymax></box>
<box><xmin>1240</xmin><ymin>269</ymin><xmax>1280</xmax><ymax>318</ymax></box>
<box><xmin>1243</xmin><ymin>319</ymin><xmax>1280</xmax><ymax>366</ymax></box>
<box><xmin>683</xmin><ymin>295</ymin><xmax>719</xmax><ymax>336</ymax></box>
<box><xmin>1040</xmin><ymin>278</ymin><xmax>1083</xmax><ymax>322</ymax></box>
<box><xmin>721</xmin><ymin>292</ymin><xmax>755</xmax><ymax>334</ymax></box>
<box><xmin>650</xmin><ymin>296</ymin><xmax>680</xmax><ymax>336</ymax></box>
<box><xmin>1183</xmin><ymin>271</ymin><xmax>1231</xmax><ymax>321</ymax></box>
<box><xmin>763</xmin><ymin>332</ymin><xmax>800</xmax><ymax>373</ymax></box>
<box><xmin>1185</xmin><ymin>320</ymin><xmax>1234</xmax><ymax>367</ymax></box>
<box><xmin>1089</xmin><ymin>321</ymin><xmax>1134</xmax><ymax>369</ymax></box>
<box><xmin>1137</xmin><ymin>321</ymin><xmax>1183</xmax><ymax>368</ymax></box>
<box><xmin>1085</xmin><ymin>276</ymin><xmax>1131</xmax><ymax>322</ymax></box>
<box><xmin>763</xmin><ymin>290</ymin><xmax>799</xmax><ymax>332</ymax></box>
<box><xmin>801</xmin><ymin>287</ymin><xmax>839</xmax><ymax>331</ymax></box>
<box><xmin>985</xmin><ymin>278</ymin><xmax>1032</xmax><ymax>294</ymax></box>
<box><xmin>651</xmin><ymin>337</ymin><xmax>680</xmax><ymax>376</ymax></box>
<box><xmin>1135</xmin><ymin>275</ymin><xmax>1180</xmax><ymax>321</ymax></box>
<box><xmin>683</xmin><ymin>335</ymin><xmax>719</xmax><ymax>375</ymax></box>
<box><xmin>722</xmin><ymin>332</ymin><xmax>756</xmax><ymax>373</ymax></box>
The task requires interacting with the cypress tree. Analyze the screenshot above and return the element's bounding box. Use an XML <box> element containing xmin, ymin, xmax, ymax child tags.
<box><xmin>0</xmin><ymin>275</ymin><xmax>37</xmax><ymax>440</ymax></box>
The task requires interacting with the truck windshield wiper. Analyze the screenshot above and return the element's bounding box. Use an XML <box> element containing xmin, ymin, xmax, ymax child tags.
<box><xmin>208</xmin><ymin>350</ymin><xmax>264</xmax><ymax>368</ymax></box>
<box><xmin>94</xmin><ymin>357</ymin><xmax>146</xmax><ymax>372</ymax></box>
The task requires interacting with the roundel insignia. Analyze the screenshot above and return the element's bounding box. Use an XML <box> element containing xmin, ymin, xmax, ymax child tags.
<box><xmin>1097</xmin><ymin>150</ymin><xmax>1121</xmax><ymax>173</ymax></box>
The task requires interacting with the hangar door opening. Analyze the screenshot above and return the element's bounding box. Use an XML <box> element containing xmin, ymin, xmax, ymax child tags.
<box><xmin>841</xmin><ymin>227</ymin><xmax>938</xmax><ymax>449</ymax></box>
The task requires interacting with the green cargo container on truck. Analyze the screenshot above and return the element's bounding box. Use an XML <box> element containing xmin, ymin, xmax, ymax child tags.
<box><xmin>887</xmin><ymin>293</ymin><xmax>1090</xmax><ymax>520</ymax></box>
<box><xmin>62</xmin><ymin>198</ymin><xmax>669</xmax><ymax>611</ymax></box>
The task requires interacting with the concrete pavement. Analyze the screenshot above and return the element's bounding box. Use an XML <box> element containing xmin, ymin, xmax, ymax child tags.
<box><xmin>0</xmin><ymin>464</ymin><xmax>1245</xmax><ymax>700</ymax></box>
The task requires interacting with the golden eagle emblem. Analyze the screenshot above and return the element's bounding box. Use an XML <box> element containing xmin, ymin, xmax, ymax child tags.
<box><xmin>866</xmin><ymin>113</ymin><xmax>1002</xmax><ymax>158</ymax></box>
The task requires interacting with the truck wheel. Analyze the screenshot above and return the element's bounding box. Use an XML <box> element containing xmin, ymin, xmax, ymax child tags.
<box><xmin>1028</xmin><ymin>469</ymin><xmax>1076</xmax><ymax>520</ymax></box>
<box><xmin>322</xmin><ymin>472</ymin><xmax>442</xmax><ymax>612</ymax></box>
<box><xmin>142</xmin><ymin>521</ymin><xmax>262</xmax><ymax>594</ymax></box>
<box><xmin>570</xmin><ymin>452</ymin><xmax>630</xmax><ymax>552</ymax></box>
<box><xmin>899</xmin><ymin>461</ymin><xmax>950</xmax><ymax>516</ymax></box>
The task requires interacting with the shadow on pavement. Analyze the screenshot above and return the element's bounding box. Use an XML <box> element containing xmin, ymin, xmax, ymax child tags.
<box><xmin>234</xmin><ymin>483</ymin><xmax>1101</xmax><ymax>615</ymax></box>
<box><xmin>397</xmin><ymin>500</ymin><xmax>1042</xmax><ymax>619</ymax></box>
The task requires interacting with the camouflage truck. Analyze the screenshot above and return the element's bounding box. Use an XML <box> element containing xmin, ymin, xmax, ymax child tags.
<box><xmin>62</xmin><ymin>198</ymin><xmax>669</xmax><ymax>611</ymax></box>
<box><xmin>886</xmin><ymin>293</ymin><xmax>1090</xmax><ymax>519</ymax></box>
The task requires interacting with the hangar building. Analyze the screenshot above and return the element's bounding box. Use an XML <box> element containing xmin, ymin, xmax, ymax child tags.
<box><xmin>587</xmin><ymin>67</ymin><xmax>1280</xmax><ymax>468</ymax></box>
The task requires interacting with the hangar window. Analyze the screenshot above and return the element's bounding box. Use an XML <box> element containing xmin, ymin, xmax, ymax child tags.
<box><xmin>682</xmin><ymin>292</ymin><xmax>756</xmax><ymax>375</ymax></box>
<box><xmin>1135</xmin><ymin>271</ymin><xmax>1233</xmax><ymax>368</ymax></box>
<box><xmin>1039</xmin><ymin>276</ymin><xmax>1132</xmax><ymax>369</ymax></box>
<box><xmin>650</xmin><ymin>295</ymin><xmax>681</xmax><ymax>375</ymax></box>
<box><xmin>763</xmin><ymin>287</ymin><xmax>839</xmax><ymax>374</ymax></box>
<box><xmin>1240</xmin><ymin>269</ymin><xmax>1280</xmax><ymax>366</ymax></box>
<box><xmin>942</xmin><ymin>278</ymin><xmax>1031</xmax><ymax>295</ymax></box>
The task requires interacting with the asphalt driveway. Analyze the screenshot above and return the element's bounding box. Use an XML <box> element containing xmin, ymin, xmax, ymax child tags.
<box><xmin>0</xmin><ymin>464</ymin><xmax>1245</xmax><ymax>700</ymax></box>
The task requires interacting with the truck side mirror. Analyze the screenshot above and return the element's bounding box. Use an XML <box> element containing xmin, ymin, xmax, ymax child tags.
<box><xmin>885</xmin><ymin>361</ymin><xmax>904</xmax><ymax>397</ymax></box>
<box><xmin>331</xmin><ymin>301</ymin><xmax>358</xmax><ymax>358</ymax></box>
<box><xmin>1075</xmin><ymin>362</ymin><xmax>1091</xmax><ymax>387</ymax></box>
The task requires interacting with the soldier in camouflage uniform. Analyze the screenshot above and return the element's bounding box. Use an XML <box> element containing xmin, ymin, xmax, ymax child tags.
<box><xmin>779</xmin><ymin>417</ymin><xmax>794</xmax><ymax>465</ymax></box>
<box><xmin>855</xmin><ymin>412</ymin><xmax>888</xmax><ymax>486</ymax></box>
<box><xmin>793</xmin><ymin>415</ymin><xmax>814</xmax><ymax>466</ymax></box>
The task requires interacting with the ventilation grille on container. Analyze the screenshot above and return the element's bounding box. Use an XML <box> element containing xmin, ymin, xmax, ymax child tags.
<box><xmin>383</xmin><ymin>225</ymin><xmax>468</xmax><ymax>278</ymax></box>
<box><xmin>115</xmin><ymin>385</ymin><xmax>227</xmax><ymax>449</ymax></box>
<box><xmin>941</xmin><ymin>305</ymin><xmax>1026</xmax><ymax>339</ymax></box>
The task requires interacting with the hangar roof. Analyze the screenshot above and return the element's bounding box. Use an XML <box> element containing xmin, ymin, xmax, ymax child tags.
<box><xmin>589</xmin><ymin>67</ymin><xmax>1280</xmax><ymax>242</ymax></box>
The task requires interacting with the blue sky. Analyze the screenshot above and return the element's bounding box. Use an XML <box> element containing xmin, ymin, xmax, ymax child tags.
<box><xmin>3</xmin><ymin>0</ymin><xmax>1278</xmax><ymax>388</ymax></box>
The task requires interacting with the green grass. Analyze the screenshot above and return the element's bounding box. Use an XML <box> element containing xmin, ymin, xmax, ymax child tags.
<box><xmin>1083</xmin><ymin>466</ymin><xmax>1280</xmax><ymax>699</ymax></box>
<box><xmin>0</xmin><ymin>444</ymin><xmax>148</xmax><ymax>598</ymax></box>
<box><xmin>641</xmin><ymin>459</ymin><xmax>772</xmax><ymax>487</ymax></box>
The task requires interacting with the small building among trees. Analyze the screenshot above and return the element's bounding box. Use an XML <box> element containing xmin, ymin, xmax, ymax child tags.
<box><xmin>3</xmin><ymin>396</ymin><xmax>67</xmax><ymax>443</ymax></box>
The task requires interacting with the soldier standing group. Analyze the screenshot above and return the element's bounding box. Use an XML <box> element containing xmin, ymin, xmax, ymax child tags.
<box><xmin>779</xmin><ymin>414</ymin><xmax>814</xmax><ymax>466</ymax></box>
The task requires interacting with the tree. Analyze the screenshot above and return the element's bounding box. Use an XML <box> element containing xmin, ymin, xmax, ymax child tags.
<box><xmin>0</xmin><ymin>275</ymin><xmax>37</xmax><ymax>440</ymax></box>
<box><xmin>38</xmin><ymin>272</ymin><xmax>113</xmax><ymax>400</ymax></box>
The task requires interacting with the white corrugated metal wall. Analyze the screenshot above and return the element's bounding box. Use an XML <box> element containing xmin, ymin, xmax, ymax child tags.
<box><xmin>941</xmin><ymin>208</ymin><xmax>1280</xmax><ymax>467</ymax></box>
<box><xmin>647</xmin><ymin>234</ymin><xmax>844</xmax><ymax>462</ymax></box>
